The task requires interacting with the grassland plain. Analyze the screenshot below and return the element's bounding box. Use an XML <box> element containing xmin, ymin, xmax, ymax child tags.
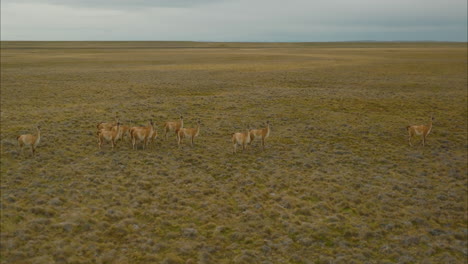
<box><xmin>0</xmin><ymin>41</ymin><xmax>467</xmax><ymax>263</ymax></box>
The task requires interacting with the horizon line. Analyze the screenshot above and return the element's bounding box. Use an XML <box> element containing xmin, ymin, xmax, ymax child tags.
<box><xmin>1</xmin><ymin>40</ymin><xmax>466</xmax><ymax>43</ymax></box>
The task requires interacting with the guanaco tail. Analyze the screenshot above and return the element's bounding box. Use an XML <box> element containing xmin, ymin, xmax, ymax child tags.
<box><xmin>407</xmin><ymin>115</ymin><xmax>434</xmax><ymax>147</ymax></box>
<box><xmin>177</xmin><ymin>120</ymin><xmax>201</xmax><ymax>147</ymax></box>
<box><xmin>164</xmin><ymin>115</ymin><xmax>183</xmax><ymax>140</ymax></box>
<box><xmin>17</xmin><ymin>125</ymin><xmax>41</xmax><ymax>156</ymax></box>
<box><xmin>249</xmin><ymin>120</ymin><xmax>271</xmax><ymax>150</ymax></box>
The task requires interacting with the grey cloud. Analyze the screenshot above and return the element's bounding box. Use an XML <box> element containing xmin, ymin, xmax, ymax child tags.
<box><xmin>2</xmin><ymin>0</ymin><xmax>223</xmax><ymax>9</ymax></box>
<box><xmin>1</xmin><ymin>0</ymin><xmax>466</xmax><ymax>41</ymax></box>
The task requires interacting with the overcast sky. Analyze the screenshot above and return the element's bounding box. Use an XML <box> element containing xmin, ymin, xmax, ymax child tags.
<box><xmin>1</xmin><ymin>0</ymin><xmax>467</xmax><ymax>41</ymax></box>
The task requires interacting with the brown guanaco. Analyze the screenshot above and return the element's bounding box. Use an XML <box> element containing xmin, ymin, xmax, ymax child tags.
<box><xmin>177</xmin><ymin>120</ymin><xmax>201</xmax><ymax>147</ymax></box>
<box><xmin>17</xmin><ymin>125</ymin><xmax>41</xmax><ymax>156</ymax></box>
<box><xmin>249</xmin><ymin>120</ymin><xmax>271</xmax><ymax>150</ymax></box>
<box><xmin>97</xmin><ymin>122</ymin><xmax>121</xmax><ymax>149</ymax></box>
<box><xmin>163</xmin><ymin>115</ymin><xmax>183</xmax><ymax>140</ymax></box>
<box><xmin>130</xmin><ymin>120</ymin><xmax>154</xmax><ymax>150</ymax></box>
<box><xmin>407</xmin><ymin>116</ymin><xmax>434</xmax><ymax>147</ymax></box>
<box><xmin>232</xmin><ymin>128</ymin><xmax>251</xmax><ymax>153</ymax></box>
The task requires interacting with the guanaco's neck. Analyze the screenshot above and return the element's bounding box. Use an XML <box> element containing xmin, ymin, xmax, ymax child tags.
<box><xmin>33</xmin><ymin>127</ymin><xmax>41</xmax><ymax>145</ymax></box>
<box><xmin>265</xmin><ymin>123</ymin><xmax>270</xmax><ymax>136</ymax></box>
<box><xmin>427</xmin><ymin>119</ymin><xmax>433</xmax><ymax>135</ymax></box>
<box><xmin>146</xmin><ymin>122</ymin><xmax>154</xmax><ymax>135</ymax></box>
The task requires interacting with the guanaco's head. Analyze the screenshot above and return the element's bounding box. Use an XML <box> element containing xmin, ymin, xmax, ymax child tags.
<box><xmin>36</xmin><ymin>125</ymin><xmax>41</xmax><ymax>130</ymax></box>
<box><xmin>180</xmin><ymin>115</ymin><xmax>183</xmax><ymax>120</ymax></box>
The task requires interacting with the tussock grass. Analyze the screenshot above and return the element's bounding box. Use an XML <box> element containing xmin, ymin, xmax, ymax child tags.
<box><xmin>1</xmin><ymin>41</ymin><xmax>467</xmax><ymax>263</ymax></box>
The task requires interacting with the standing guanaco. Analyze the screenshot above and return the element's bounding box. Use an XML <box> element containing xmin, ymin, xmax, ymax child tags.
<box><xmin>249</xmin><ymin>120</ymin><xmax>271</xmax><ymax>150</ymax></box>
<box><xmin>131</xmin><ymin>127</ymin><xmax>157</xmax><ymax>149</ymax></box>
<box><xmin>117</xmin><ymin>125</ymin><xmax>131</xmax><ymax>142</ymax></box>
<box><xmin>407</xmin><ymin>116</ymin><xmax>434</xmax><ymax>147</ymax></box>
<box><xmin>97</xmin><ymin>122</ymin><xmax>121</xmax><ymax>150</ymax></box>
<box><xmin>148</xmin><ymin>129</ymin><xmax>158</xmax><ymax>149</ymax></box>
<box><xmin>164</xmin><ymin>115</ymin><xmax>183</xmax><ymax>140</ymax></box>
<box><xmin>130</xmin><ymin>120</ymin><xmax>154</xmax><ymax>150</ymax></box>
<box><xmin>232</xmin><ymin>128</ymin><xmax>251</xmax><ymax>153</ymax></box>
<box><xmin>177</xmin><ymin>120</ymin><xmax>201</xmax><ymax>147</ymax></box>
<box><xmin>17</xmin><ymin>125</ymin><xmax>41</xmax><ymax>156</ymax></box>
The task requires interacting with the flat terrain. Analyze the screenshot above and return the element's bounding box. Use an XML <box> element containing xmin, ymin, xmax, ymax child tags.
<box><xmin>1</xmin><ymin>41</ymin><xmax>467</xmax><ymax>263</ymax></box>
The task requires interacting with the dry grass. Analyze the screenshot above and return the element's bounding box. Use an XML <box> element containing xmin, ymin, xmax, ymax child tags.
<box><xmin>1</xmin><ymin>41</ymin><xmax>467</xmax><ymax>263</ymax></box>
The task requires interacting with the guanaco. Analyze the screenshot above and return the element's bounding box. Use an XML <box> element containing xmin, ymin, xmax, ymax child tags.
<box><xmin>177</xmin><ymin>120</ymin><xmax>201</xmax><ymax>147</ymax></box>
<box><xmin>130</xmin><ymin>120</ymin><xmax>154</xmax><ymax>150</ymax></box>
<box><xmin>17</xmin><ymin>125</ymin><xmax>41</xmax><ymax>156</ymax></box>
<box><xmin>164</xmin><ymin>115</ymin><xmax>183</xmax><ymax>140</ymax></box>
<box><xmin>129</xmin><ymin>123</ymin><xmax>157</xmax><ymax>148</ymax></box>
<box><xmin>149</xmin><ymin>129</ymin><xmax>158</xmax><ymax>149</ymax></box>
<box><xmin>117</xmin><ymin>125</ymin><xmax>131</xmax><ymax>142</ymax></box>
<box><xmin>97</xmin><ymin>112</ymin><xmax>119</xmax><ymax>131</ymax></box>
<box><xmin>249</xmin><ymin>120</ymin><xmax>271</xmax><ymax>150</ymax></box>
<box><xmin>232</xmin><ymin>129</ymin><xmax>251</xmax><ymax>153</ymax></box>
<box><xmin>407</xmin><ymin>116</ymin><xmax>434</xmax><ymax>147</ymax></box>
<box><xmin>97</xmin><ymin>122</ymin><xmax>121</xmax><ymax>149</ymax></box>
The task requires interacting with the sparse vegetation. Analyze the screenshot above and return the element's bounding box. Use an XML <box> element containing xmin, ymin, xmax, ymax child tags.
<box><xmin>1</xmin><ymin>41</ymin><xmax>467</xmax><ymax>263</ymax></box>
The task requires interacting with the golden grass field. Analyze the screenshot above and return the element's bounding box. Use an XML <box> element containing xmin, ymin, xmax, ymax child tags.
<box><xmin>1</xmin><ymin>41</ymin><xmax>467</xmax><ymax>263</ymax></box>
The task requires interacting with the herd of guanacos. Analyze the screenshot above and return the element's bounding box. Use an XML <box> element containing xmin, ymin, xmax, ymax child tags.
<box><xmin>15</xmin><ymin>112</ymin><xmax>272</xmax><ymax>156</ymax></box>
<box><xmin>16</xmin><ymin>113</ymin><xmax>434</xmax><ymax>157</ymax></box>
<box><xmin>95</xmin><ymin>113</ymin><xmax>271</xmax><ymax>153</ymax></box>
